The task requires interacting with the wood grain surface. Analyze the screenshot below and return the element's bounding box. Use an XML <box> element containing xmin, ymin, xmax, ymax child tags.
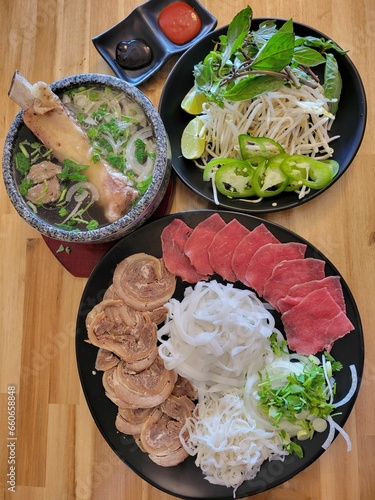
<box><xmin>0</xmin><ymin>1</ymin><xmax>374</xmax><ymax>499</ymax></box>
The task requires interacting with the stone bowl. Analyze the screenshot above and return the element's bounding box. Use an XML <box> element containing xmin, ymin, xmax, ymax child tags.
<box><xmin>2</xmin><ymin>73</ymin><xmax>171</xmax><ymax>243</ymax></box>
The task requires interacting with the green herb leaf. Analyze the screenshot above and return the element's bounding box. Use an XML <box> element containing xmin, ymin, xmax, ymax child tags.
<box><xmin>87</xmin><ymin>127</ymin><xmax>99</xmax><ymax>140</ymax></box>
<box><xmin>223</xmin><ymin>74</ymin><xmax>286</xmax><ymax>101</ymax></box>
<box><xmin>297</xmin><ymin>35</ymin><xmax>348</xmax><ymax>55</ymax></box>
<box><xmin>257</xmin><ymin>352</ymin><xmax>341</xmax><ymax>452</ymax></box>
<box><xmin>136</xmin><ymin>175</ymin><xmax>152</xmax><ymax>195</ymax></box>
<box><xmin>269</xmin><ymin>332</ymin><xmax>289</xmax><ymax>357</ymax></box>
<box><xmin>107</xmin><ymin>153</ymin><xmax>125</xmax><ymax>171</ymax></box>
<box><xmin>278</xmin><ymin>18</ymin><xmax>294</xmax><ymax>33</ymax></box>
<box><xmin>194</xmin><ymin>54</ymin><xmax>225</xmax><ymax>105</ymax></box>
<box><xmin>92</xmin><ymin>103</ymin><xmax>108</xmax><ymax>120</ymax></box>
<box><xmin>323</xmin><ymin>351</ymin><xmax>343</xmax><ymax>372</ymax></box>
<box><xmin>134</xmin><ymin>138</ymin><xmax>147</xmax><ymax>164</ymax></box>
<box><xmin>293</xmin><ymin>45</ymin><xmax>326</xmax><ymax>67</ymax></box>
<box><xmin>15</xmin><ymin>151</ymin><xmax>31</xmax><ymax>175</ymax></box>
<box><xmin>19</xmin><ymin>177</ymin><xmax>34</xmax><ymax>196</ymax></box>
<box><xmin>285</xmin><ymin>440</ymin><xmax>304</xmax><ymax>458</ymax></box>
<box><xmin>324</xmin><ymin>53</ymin><xmax>342</xmax><ymax>115</ymax></box>
<box><xmin>58</xmin><ymin>159</ymin><xmax>88</xmax><ymax>182</ymax></box>
<box><xmin>91</xmin><ymin>153</ymin><xmax>101</xmax><ymax>163</ymax></box>
<box><xmin>221</xmin><ymin>5</ymin><xmax>252</xmax><ymax>66</ymax></box>
<box><xmin>250</xmin><ymin>28</ymin><xmax>295</xmax><ymax>71</ymax></box>
<box><xmin>86</xmin><ymin>219</ymin><xmax>99</xmax><ymax>230</ymax></box>
<box><xmin>187</xmin><ymin>7</ymin><xmax>347</xmax><ymax>114</ymax></box>
<box><xmin>98</xmin><ymin>118</ymin><xmax>123</xmax><ymax>141</ymax></box>
<box><xmin>250</xmin><ymin>20</ymin><xmax>279</xmax><ymax>52</ymax></box>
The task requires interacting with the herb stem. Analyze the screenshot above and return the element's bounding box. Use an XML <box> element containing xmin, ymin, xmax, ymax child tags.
<box><xmin>220</xmin><ymin>69</ymin><xmax>290</xmax><ymax>87</ymax></box>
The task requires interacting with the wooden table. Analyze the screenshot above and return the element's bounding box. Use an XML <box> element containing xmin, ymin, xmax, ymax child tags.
<box><xmin>1</xmin><ymin>1</ymin><xmax>374</xmax><ymax>499</ymax></box>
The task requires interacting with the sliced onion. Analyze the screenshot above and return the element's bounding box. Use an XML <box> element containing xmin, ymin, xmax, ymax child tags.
<box><xmin>125</xmin><ymin>127</ymin><xmax>154</xmax><ymax>177</ymax></box>
<box><xmin>312</xmin><ymin>418</ymin><xmax>328</xmax><ymax>433</ymax></box>
<box><xmin>211</xmin><ymin>177</ymin><xmax>219</xmax><ymax>205</ymax></box>
<box><xmin>322</xmin><ymin>415</ymin><xmax>352</xmax><ymax>452</ymax></box>
<box><xmin>66</xmin><ymin>182</ymin><xmax>99</xmax><ymax>203</ymax></box>
<box><xmin>322</xmin><ymin>355</ymin><xmax>335</xmax><ymax>405</ymax></box>
<box><xmin>26</xmin><ymin>201</ymin><xmax>38</xmax><ymax>213</ymax></box>
<box><xmin>333</xmin><ymin>365</ymin><xmax>358</xmax><ymax>408</ymax></box>
<box><xmin>321</xmin><ymin>417</ymin><xmax>336</xmax><ymax>450</ymax></box>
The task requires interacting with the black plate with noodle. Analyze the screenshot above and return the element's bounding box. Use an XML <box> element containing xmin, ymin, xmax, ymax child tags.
<box><xmin>75</xmin><ymin>210</ymin><xmax>364</xmax><ymax>499</ymax></box>
<box><xmin>159</xmin><ymin>20</ymin><xmax>367</xmax><ymax>213</ymax></box>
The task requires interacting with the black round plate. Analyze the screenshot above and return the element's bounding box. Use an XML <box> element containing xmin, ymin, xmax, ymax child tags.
<box><xmin>76</xmin><ymin>210</ymin><xmax>364</xmax><ymax>499</ymax></box>
<box><xmin>158</xmin><ymin>20</ymin><xmax>367</xmax><ymax>213</ymax></box>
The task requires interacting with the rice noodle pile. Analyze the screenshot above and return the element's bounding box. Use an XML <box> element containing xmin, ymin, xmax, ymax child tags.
<box><xmin>158</xmin><ymin>280</ymin><xmax>278</xmax><ymax>397</ymax></box>
<box><xmin>197</xmin><ymin>84</ymin><xmax>339</xmax><ymax>165</ymax></box>
<box><xmin>182</xmin><ymin>391</ymin><xmax>287</xmax><ymax>494</ymax></box>
<box><xmin>158</xmin><ymin>281</ymin><xmax>287</xmax><ymax>494</ymax></box>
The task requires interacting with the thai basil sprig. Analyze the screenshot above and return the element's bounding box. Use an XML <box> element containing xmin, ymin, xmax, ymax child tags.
<box><xmin>193</xmin><ymin>5</ymin><xmax>346</xmax><ymax>113</ymax></box>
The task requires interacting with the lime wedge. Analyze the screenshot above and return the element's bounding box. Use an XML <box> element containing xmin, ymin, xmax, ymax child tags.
<box><xmin>181</xmin><ymin>117</ymin><xmax>206</xmax><ymax>160</ymax></box>
<box><xmin>181</xmin><ymin>87</ymin><xmax>207</xmax><ymax>115</ymax></box>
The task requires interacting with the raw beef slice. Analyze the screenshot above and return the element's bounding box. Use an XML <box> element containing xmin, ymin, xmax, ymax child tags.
<box><xmin>281</xmin><ymin>287</ymin><xmax>355</xmax><ymax>355</ymax></box>
<box><xmin>161</xmin><ymin>219</ymin><xmax>207</xmax><ymax>283</ymax></box>
<box><xmin>262</xmin><ymin>258</ymin><xmax>326</xmax><ymax>310</ymax></box>
<box><xmin>232</xmin><ymin>223</ymin><xmax>280</xmax><ymax>286</ymax></box>
<box><xmin>208</xmin><ymin>219</ymin><xmax>250</xmax><ymax>282</ymax></box>
<box><xmin>245</xmin><ymin>242</ymin><xmax>307</xmax><ymax>296</ymax></box>
<box><xmin>277</xmin><ymin>276</ymin><xmax>346</xmax><ymax>314</ymax></box>
<box><xmin>184</xmin><ymin>213</ymin><xmax>226</xmax><ymax>275</ymax></box>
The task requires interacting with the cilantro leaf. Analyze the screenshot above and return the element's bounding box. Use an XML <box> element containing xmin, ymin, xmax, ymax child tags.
<box><xmin>19</xmin><ymin>177</ymin><xmax>34</xmax><ymax>196</ymax></box>
<box><xmin>269</xmin><ymin>332</ymin><xmax>289</xmax><ymax>357</ymax></box>
<box><xmin>134</xmin><ymin>138</ymin><xmax>147</xmax><ymax>164</ymax></box>
<box><xmin>58</xmin><ymin>159</ymin><xmax>88</xmax><ymax>182</ymax></box>
<box><xmin>86</xmin><ymin>219</ymin><xmax>99</xmax><ymax>230</ymax></box>
<box><xmin>15</xmin><ymin>151</ymin><xmax>30</xmax><ymax>175</ymax></box>
<box><xmin>136</xmin><ymin>175</ymin><xmax>152</xmax><ymax>195</ymax></box>
<box><xmin>257</xmin><ymin>351</ymin><xmax>343</xmax><ymax>458</ymax></box>
<box><xmin>107</xmin><ymin>153</ymin><xmax>125</xmax><ymax>171</ymax></box>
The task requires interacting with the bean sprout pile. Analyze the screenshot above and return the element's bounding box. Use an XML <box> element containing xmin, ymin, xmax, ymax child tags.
<box><xmin>196</xmin><ymin>85</ymin><xmax>338</xmax><ymax>168</ymax></box>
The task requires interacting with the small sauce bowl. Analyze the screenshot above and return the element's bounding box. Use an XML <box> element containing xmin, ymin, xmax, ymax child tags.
<box><xmin>92</xmin><ymin>0</ymin><xmax>217</xmax><ymax>86</ymax></box>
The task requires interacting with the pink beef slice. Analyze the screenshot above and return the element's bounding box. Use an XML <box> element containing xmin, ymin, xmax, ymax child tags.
<box><xmin>184</xmin><ymin>213</ymin><xmax>226</xmax><ymax>276</ymax></box>
<box><xmin>245</xmin><ymin>242</ymin><xmax>307</xmax><ymax>296</ymax></box>
<box><xmin>231</xmin><ymin>223</ymin><xmax>280</xmax><ymax>286</ymax></box>
<box><xmin>281</xmin><ymin>287</ymin><xmax>355</xmax><ymax>355</ymax></box>
<box><xmin>277</xmin><ymin>276</ymin><xmax>346</xmax><ymax>314</ymax></box>
<box><xmin>263</xmin><ymin>258</ymin><xmax>326</xmax><ymax>310</ymax></box>
<box><xmin>161</xmin><ymin>219</ymin><xmax>208</xmax><ymax>283</ymax></box>
<box><xmin>208</xmin><ymin>219</ymin><xmax>250</xmax><ymax>282</ymax></box>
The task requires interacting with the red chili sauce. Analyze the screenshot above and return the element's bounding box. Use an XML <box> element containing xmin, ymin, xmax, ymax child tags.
<box><xmin>158</xmin><ymin>1</ymin><xmax>202</xmax><ymax>45</ymax></box>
